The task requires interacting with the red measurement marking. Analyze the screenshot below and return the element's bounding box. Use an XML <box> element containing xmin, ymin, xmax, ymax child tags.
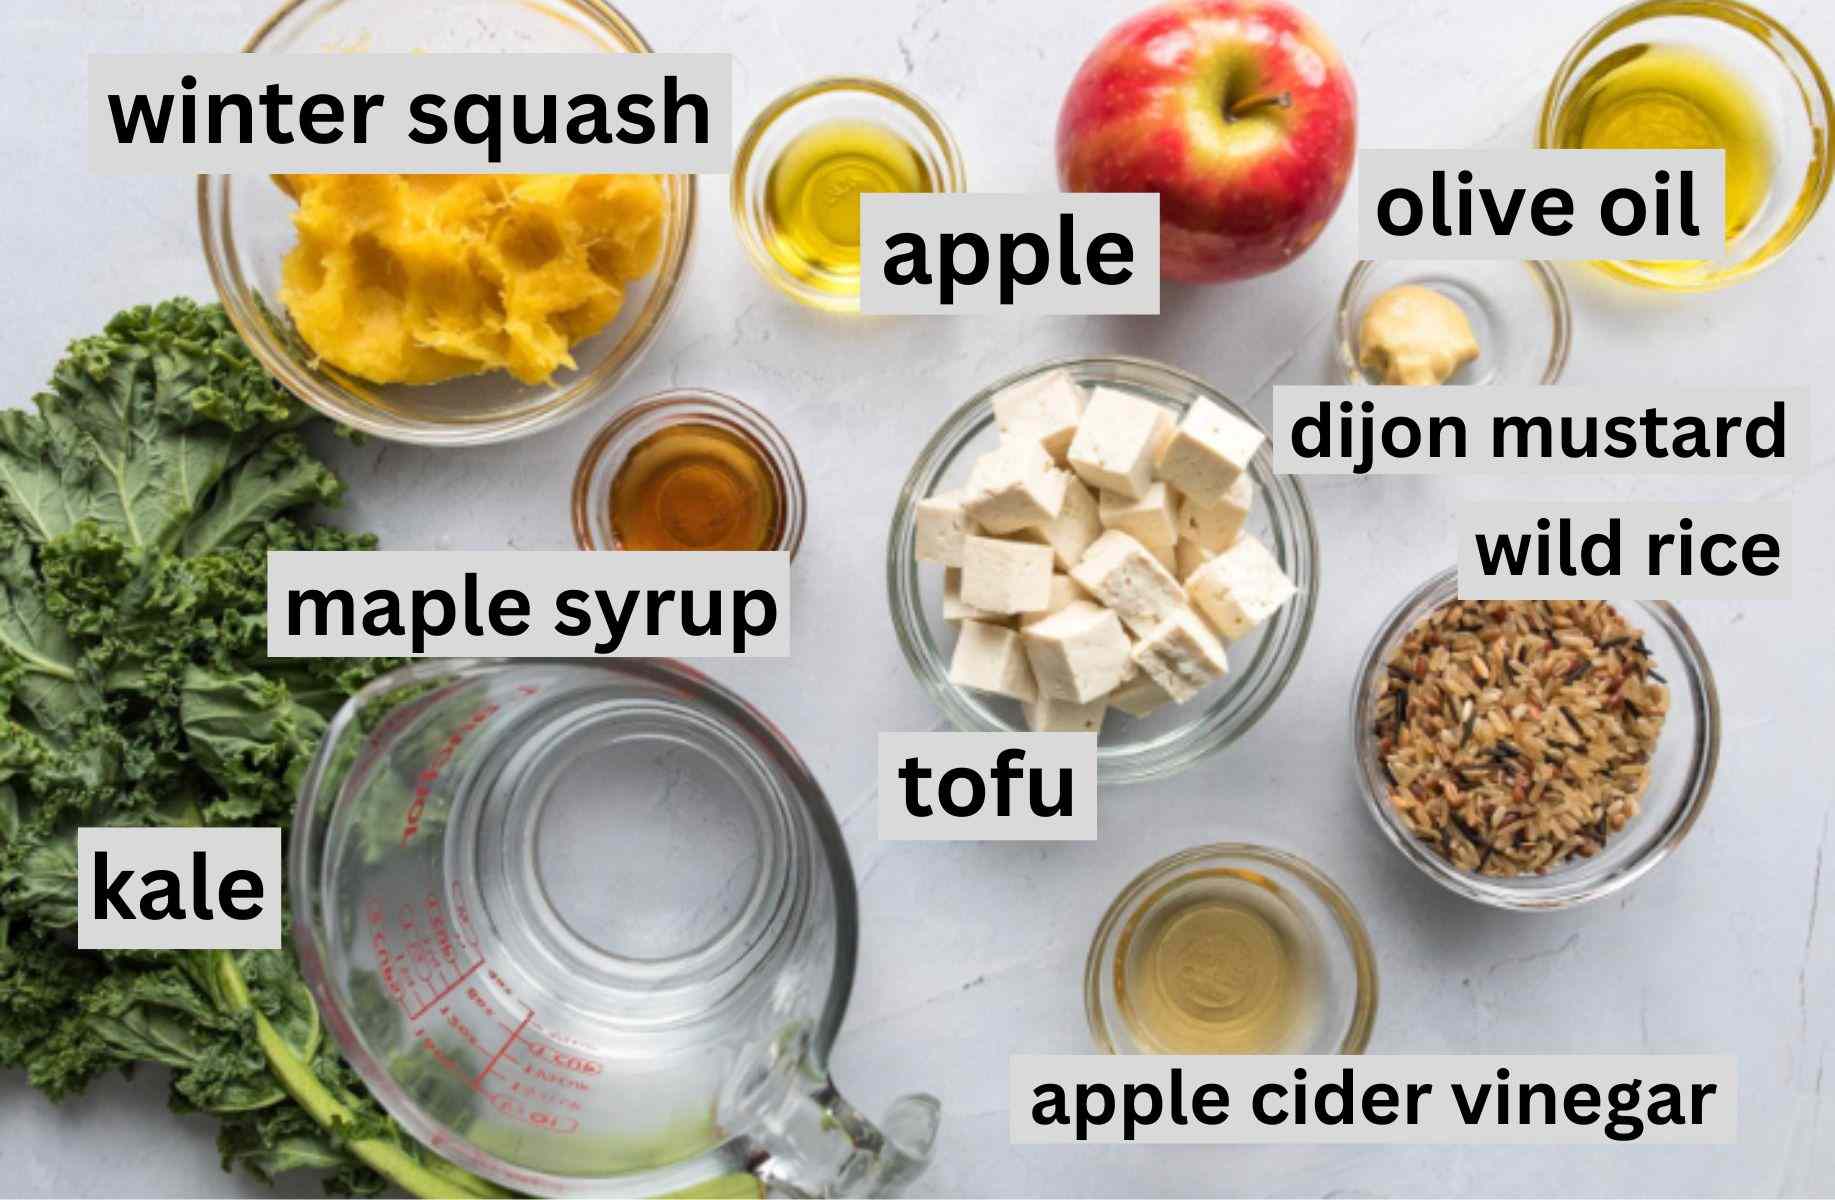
<box><xmin>407</xmin><ymin>958</ymin><xmax>483</xmax><ymax>1021</ymax></box>
<box><xmin>475</xmin><ymin>1009</ymin><xmax>533</xmax><ymax>1087</ymax></box>
<box><xmin>401</xmin><ymin>702</ymin><xmax>502</xmax><ymax>846</ymax></box>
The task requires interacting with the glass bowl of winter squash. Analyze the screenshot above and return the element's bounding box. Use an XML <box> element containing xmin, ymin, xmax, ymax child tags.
<box><xmin>887</xmin><ymin>355</ymin><xmax>1320</xmax><ymax>784</ymax></box>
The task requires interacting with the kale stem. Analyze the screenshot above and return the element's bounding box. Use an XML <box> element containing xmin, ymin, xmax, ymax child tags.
<box><xmin>211</xmin><ymin>953</ymin><xmax>508</xmax><ymax>1199</ymax></box>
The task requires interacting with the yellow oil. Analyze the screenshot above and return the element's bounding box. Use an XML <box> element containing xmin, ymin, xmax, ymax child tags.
<box><xmin>763</xmin><ymin>120</ymin><xmax>933</xmax><ymax>299</ymax></box>
<box><xmin>1114</xmin><ymin>868</ymin><xmax>1323</xmax><ymax>1054</ymax></box>
<box><xmin>1552</xmin><ymin>43</ymin><xmax>1775</xmax><ymax>286</ymax></box>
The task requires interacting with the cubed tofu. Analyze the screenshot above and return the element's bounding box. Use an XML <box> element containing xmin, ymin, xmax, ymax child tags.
<box><xmin>949</xmin><ymin>620</ymin><xmax>1037</xmax><ymax>702</ymax></box>
<box><xmin>993</xmin><ymin>368</ymin><xmax>1087</xmax><ymax>463</ymax></box>
<box><xmin>1155</xmin><ymin>398</ymin><xmax>1265</xmax><ymax>502</ymax></box>
<box><xmin>1109</xmin><ymin>671</ymin><xmax>1176</xmax><ymax>718</ymax></box>
<box><xmin>1024</xmin><ymin>693</ymin><xmax>1108</xmax><ymax>733</ymax></box>
<box><xmin>962</xmin><ymin>438</ymin><xmax>1069</xmax><ymax>534</ymax></box>
<box><xmin>1069</xmin><ymin>530</ymin><xmax>1188</xmax><ymax>637</ymax></box>
<box><xmin>1099</xmin><ymin>482</ymin><xmax>1179</xmax><ymax>556</ymax></box>
<box><xmin>1175</xmin><ymin>538</ymin><xmax>1217</xmax><ymax>582</ymax></box>
<box><xmin>1020</xmin><ymin>600</ymin><xmax>1132</xmax><ymax>703</ymax></box>
<box><xmin>1019</xmin><ymin>573</ymin><xmax>1089</xmax><ymax>628</ymax></box>
<box><xmin>1014</xmin><ymin>475</ymin><xmax>1101</xmax><ymax>570</ymax></box>
<box><xmin>1176</xmin><ymin>474</ymin><xmax>1254</xmax><ymax>552</ymax></box>
<box><xmin>1130</xmin><ymin>609</ymin><xmax>1230</xmax><ymax>703</ymax></box>
<box><xmin>914</xmin><ymin>489</ymin><xmax>976</xmax><ymax>566</ymax></box>
<box><xmin>1184</xmin><ymin>534</ymin><xmax>1298</xmax><ymax>641</ymax></box>
<box><xmin>1148</xmin><ymin>539</ymin><xmax>1179</xmax><ymax>575</ymax></box>
<box><xmin>943</xmin><ymin>567</ymin><xmax>1013</xmax><ymax>625</ymax></box>
<box><xmin>961</xmin><ymin>535</ymin><xmax>1054</xmax><ymax>614</ymax></box>
<box><xmin>1066</xmin><ymin>387</ymin><xmax>1172</xmax><ymax>499</ymax></box>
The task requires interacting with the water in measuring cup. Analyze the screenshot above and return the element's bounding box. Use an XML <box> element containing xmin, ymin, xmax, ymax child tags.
<box><xmin>323</xmin><ymin>667</ymin><xmax>837</xmax><ymax>1185</ymax></box>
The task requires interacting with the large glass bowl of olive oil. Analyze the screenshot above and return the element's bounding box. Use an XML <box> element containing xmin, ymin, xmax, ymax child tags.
<box><xmin>1539</xmin><ymin>0</ymin><xmax>1831</xmax><ymax>290</ymax></box>
<box><xmin>732</xmin><ymin>77</ymin><xmax>966</xmax><ymax>311</ymax></box>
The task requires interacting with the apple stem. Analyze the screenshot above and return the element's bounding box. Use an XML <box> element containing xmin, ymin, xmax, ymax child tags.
<box><xmin>1226</xmin><ymin>91</ymin><xmax>1292</xmax><ymax>121</ymax></box>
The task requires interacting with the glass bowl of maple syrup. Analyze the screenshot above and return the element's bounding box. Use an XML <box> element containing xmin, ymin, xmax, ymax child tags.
<box><xmin>731</xmin><ymin>76</ymin><xmax>966</xmax><ymax>311</ymax></box>
<box><xmin>571</xmin><ymin>389</ymin><xmax>806</xmax><ymax>556</ymax></box>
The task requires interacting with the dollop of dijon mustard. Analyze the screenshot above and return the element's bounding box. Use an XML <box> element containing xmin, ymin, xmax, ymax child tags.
<box><xmin>1356</xmin><ymin>284</ymin><xmax>1480</xmax><ymax>385</ymax></box>
<box><xmin>277</xmin><ymin>174</ymin><xmax>664</xmax><ymax>386</ymax></box>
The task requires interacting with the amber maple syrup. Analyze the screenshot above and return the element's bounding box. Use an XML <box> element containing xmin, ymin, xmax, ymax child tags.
<box><xmin>609</xmin><ymin>423</ymin><xmax>781</xmax><ymax>551</ymax></box>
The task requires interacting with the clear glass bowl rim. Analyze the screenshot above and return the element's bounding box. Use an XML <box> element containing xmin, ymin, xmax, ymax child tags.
<box><xmin>1335</xmin><ymin>260</ymin><xmax>1573</xmax><ymax>386</ymax></box>
<box><xmin>1349</xmin><ymin>567</ymin><xmax>1721</xmax><ymax>910</ymax></box>
<box><xmin>1083</xmin><ymin>842</ymin><xmax>1379</xmax><ymax>1055</ymax></box>
<box><xmin>570</xmin><ymin>387</ymin><xmax>809</xmax><ymax>556</ymax></box>
<box><xmin>729</xmin><ymin>74</ymin><xmax>967</xmax><ymax>312</ymax></box>
<box><xmin>1534</xmin><ymin>0</ymin><xmax>1835</xmax><ymax>291</ymax></box>
<box><xmin>885</xmin><ymin>354</ymin><xmax>1320</xmax><ymax>784</ymax></box>
<box><xmin>197</xmin><ymin>0</ymin><xmax>698</xmax><ymax>447</ymax></box>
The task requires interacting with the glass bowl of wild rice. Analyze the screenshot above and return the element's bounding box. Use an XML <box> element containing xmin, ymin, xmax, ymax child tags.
<box><xmin>1351</xmin><ymin>568</ymin><xmax>1719</xmax><ymax>910</ymax></box>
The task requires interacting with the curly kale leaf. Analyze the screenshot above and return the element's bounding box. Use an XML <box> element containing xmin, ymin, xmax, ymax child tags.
<box><xmin>0</xmin><ymin>300</ymin><xmax>494</xmax><ymax>1198</ymax></box>
<box><xmin>0</xmin><ymin>298</ymin><xmax>302</xmax><ymax>551</ymax></box>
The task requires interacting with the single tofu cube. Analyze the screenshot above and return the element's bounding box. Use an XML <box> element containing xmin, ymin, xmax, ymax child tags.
<box><xmin>1184</xmin><ymin>534</ymin><xmax>1299</xmax><ymax>641</ymax></box>
<box><xmin>1099</xmin><ymin>482</ymin><xmax>1179</xmax><ymax>555</ymax></box>
<box><xmin>1152</xmin><ymin>408</ymin><xmax>1178</xmax><ymax>459</ymax></box>
<box><xmin>943</xmin><ymin>567</ymin><xmax>1013</xmax><ymax>625</ymax></box>
<box><xmin>1155</xmin><ymin>398</ymin><xmax>1265</xmax><ymax>501</ymax></box>
<box><xmin>993</xmin><ymin>368</ymin><xmax>1087</xmax><ymax>463</ymax></box>
<box><xmin>1019</xmin><ymin>573</ymin><xmax>1089</xmax><ymax>628</ymax></box>
<box><xmin>1024</xmin><ymin>693</ymin><xmax>1108</xmax><ymax>734</ymax></box>
<box><xmin>1020</xmin><ymin>600</ymin><xmax>1132</xmax><ymax>703</ymax></box>
<box><xmin>1109</xmin><ymin>671</ymin><xmax>1175</xmax><ymax>719</ymax></box>
<box><xmin>1015</xmin><ymin>476</ymin><xmax>1101</xmax><ymax>570</ymax></box>
<box><xmin>949</xmin><ymin>620</ymin><xmax>1037</xmax><ymax>702</ymax></box>
<box><xmin>1176</xmin><ymin>474</ymin><xmax>1254</xmax><ymax>552</ymax></box>
<box><xmin>961</xmin><ymin>535</ymin><xmax>1055</xmax><ymax>614</ymax></box>
<box><xmin>1066</xmin><ymin>387</ymin><xmax>1171</xmax><ymax>499</ymax></box>
<box><xmin>962</xmin><ymin>438</ymin><xmax>1069</xmax><ymax>534</ymax></box>
<box><xmin>1175</xmin><ymin>538</ymin><xmax>1217</xmax><ymax>582</ymax></box>
<box><xmin>1130</xmin><ymin>608</ymin><xmax>1229</xmax><ymax>703</ymax></box>
<box><xmin>914</xmin><ymin>489</ymin><xmax>976</xmax><ymax>566</ymax></box>
<box><xmin>1070</xmin><ymin>530</ymin><xmax>1188</xmax><ymax>637</ymax></box>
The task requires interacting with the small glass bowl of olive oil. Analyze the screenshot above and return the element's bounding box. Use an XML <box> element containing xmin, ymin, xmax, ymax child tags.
<box><xmin>572</xmin><ymin>389</ymin><xmax>806</xmax><ymax>556</ymax></box>
<box><xmin>1086</xmin><ymin>845</ymin><xmax>1377</xmax><ymax>1055</ymax></box>
<box><xmin>732</xmin><ymin>77</ymin><xmax>966</xmax><ymax>311</ymax></box>
<box><xmin>1539</xmin><ymin>0</ymin><xmax>1831</xmax><ymax>290</ymax></box>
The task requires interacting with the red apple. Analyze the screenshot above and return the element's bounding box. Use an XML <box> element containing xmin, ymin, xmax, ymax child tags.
<box><xmin>1056</xmin><ymin>0</ymin><xmax>1357</xmax><ymax>283</ymax></box>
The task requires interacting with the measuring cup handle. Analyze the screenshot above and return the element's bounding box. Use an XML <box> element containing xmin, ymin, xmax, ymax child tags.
<box><xmin>747</xmin><ymin>1067</ymin><xmax>940</xmax><ymax>1197</ymax></box>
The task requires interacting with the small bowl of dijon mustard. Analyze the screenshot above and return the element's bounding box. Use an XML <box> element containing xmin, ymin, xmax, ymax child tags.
<box><xmin>1336</xmin><ymin>260</ymin><xmax>1571</xmax><ymax>387</ymax></box>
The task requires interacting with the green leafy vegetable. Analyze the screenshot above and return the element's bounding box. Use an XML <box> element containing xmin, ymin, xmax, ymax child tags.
<box><xmin>0</xmin><ymin>299</ymin><xmax>502</xmax><ymax>1198</ymax></box>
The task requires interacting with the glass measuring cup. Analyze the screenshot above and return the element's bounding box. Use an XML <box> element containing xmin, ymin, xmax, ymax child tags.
<box><xmin>292</xmin><ymin>659</ymin><xmax>939</xmax><ymax>1197</ymax></box>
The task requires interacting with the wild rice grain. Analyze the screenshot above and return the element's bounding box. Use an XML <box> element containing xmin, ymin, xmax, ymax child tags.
<box><xmin>1376</xmin><ymin>599</ymin><xmax>1669</xmax><ymax>877</ymax></box>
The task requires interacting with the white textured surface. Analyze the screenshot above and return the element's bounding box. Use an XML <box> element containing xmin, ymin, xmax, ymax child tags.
<box><xmin>2</xmin><ymin>1</ymin><xmax>1832</xmax><ymax>1196</ymax></box>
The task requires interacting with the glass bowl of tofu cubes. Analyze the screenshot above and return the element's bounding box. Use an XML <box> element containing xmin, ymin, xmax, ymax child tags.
<box><xmin>888</xmin><ymin>356</ymin><xmax>1319</xmax><ymax>783</ymax></box>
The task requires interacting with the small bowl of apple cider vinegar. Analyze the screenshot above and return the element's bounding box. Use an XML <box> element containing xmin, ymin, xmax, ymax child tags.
<box><xmin>1540</xmin><ymin>0</ymin><xmax>1832</xmax><ymax>290</ymax></box>
<box><xmin>732</xmin><ymin>77</ymin><xmax>966</xmax><ymax>311</ymax></box>
<box><xmin>572</xmin><ymin>389</ymin><xmax>807</xmax><ymax>556</ymax></box>
<box><xmin>1087</xmin><ymin>845</ymin><xmax>1377</xmax><ymax>1055</ymax></box>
